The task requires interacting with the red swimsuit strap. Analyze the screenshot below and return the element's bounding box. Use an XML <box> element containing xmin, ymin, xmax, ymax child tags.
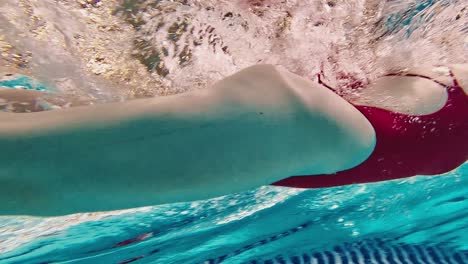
<box><xmin>273</xmin><ymin>71</ymin><xmax>468</xmax><ymax>188</ymax></box>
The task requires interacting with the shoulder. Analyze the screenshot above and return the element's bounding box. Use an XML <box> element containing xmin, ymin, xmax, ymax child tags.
<box><xmin>213</xmin><ymin>65</ymin><xmax>375</xmax><ymax>143</ymax></box>
<box><xmin>211</xmin><ymin>64</ymin><xmax>376</xmax><ymax>174</ymax></box>
<box><xmin>351</xmin><ymin>64</ymin><xmax>467</xmax><ymax>115</ymax></box>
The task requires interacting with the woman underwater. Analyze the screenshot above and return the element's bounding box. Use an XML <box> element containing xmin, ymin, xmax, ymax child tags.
<box><xmin>0</xmin><ymin>64</ymin><xmax>466</xmax><ymax>216</ymax></box>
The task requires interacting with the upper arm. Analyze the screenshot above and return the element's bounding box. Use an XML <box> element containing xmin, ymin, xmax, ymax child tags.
<box><xmin>0</xmin><ymin>65</ymin><xmax>376</xmax><ymax>215</ymax></box>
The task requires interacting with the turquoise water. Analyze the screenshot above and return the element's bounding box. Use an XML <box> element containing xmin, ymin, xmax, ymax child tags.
<box><xmin>385</xmin><ymin>0</ymin><xmax>437</xmax><ymax>36</ymax></box>
<box><xmin>0</xmin><ymin>75</ymin><xmax>50</xmax><ymax>92</ymax></box>
<box><xmin>0</xmin><ymin>0</ymin><xmax>467</xmax><ymax>263</ymax></box>
<box><xmin>0</xmin><ymin>163</ymin><xmax>466</xmax><ymax>263</ymax></box>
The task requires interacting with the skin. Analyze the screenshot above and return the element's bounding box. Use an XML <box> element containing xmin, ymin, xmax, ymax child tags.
<box><xmin>0</xmin><ymin>64</ymin><xmax>465</xmax><ymax>216</ymax></box>
<box><xmin>351</xmin><ymin>75</ymin><xmax>448</xmax><ymax>115</ymax></box>
<box><xmin>0</xmin><ymin>65</ymin><xmax>375</xmax><ymax>216</ymax></box>
<box><xmin>352</xmin><ymin>64</ymin><xmax>468</xmax><ymax>115</ymax></box>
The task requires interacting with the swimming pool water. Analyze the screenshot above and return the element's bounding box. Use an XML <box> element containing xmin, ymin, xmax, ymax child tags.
<box><xmin>0</xmin><ymin>163</ymin><xmax>466</xmax><ymax>263</ymax></box>
<box><xmin>0</xmin><ymin>75</ymin><xmax>50</xmax><ymax>92</ymax></box>
<box><xmin>0</xmin><ymin>0</ymin><xmax>467</xmax><ymax>263</ymax></box>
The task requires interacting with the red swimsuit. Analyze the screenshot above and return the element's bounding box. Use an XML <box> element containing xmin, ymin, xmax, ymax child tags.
<box><xmin>273</xmin><ymin>73</ymin><xmax>468</xmax><ymax>188</ymax></box>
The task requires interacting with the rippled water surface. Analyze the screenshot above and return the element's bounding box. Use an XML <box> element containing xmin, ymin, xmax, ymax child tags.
<box><xmin>0</xmin><ymin>0</ymin><xmax>467</xmax><ymax>263</ymax></box>
<box><xmin>1</xmin><ymin>165</ymin><xmax>467</xmax><ymax>263</ymax></box>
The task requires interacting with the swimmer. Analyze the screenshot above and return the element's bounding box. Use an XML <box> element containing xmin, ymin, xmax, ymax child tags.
<box><xmin>0</xmin><ymin>64</ymin><xmax>466</xmax><ymax>216</ymax></box>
